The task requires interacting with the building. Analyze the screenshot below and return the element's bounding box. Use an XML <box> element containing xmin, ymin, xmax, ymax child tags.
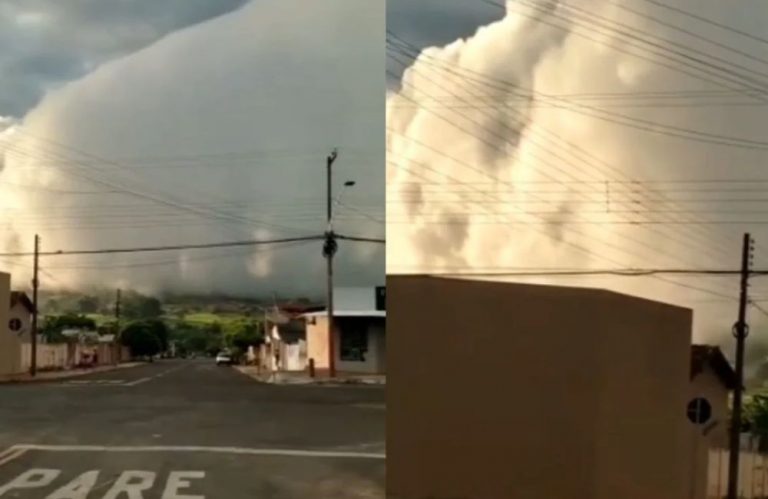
<box><xmin>388</xmin><ymin>275</ymin><xmax>696</xmax><ymax>499</ymax></box>
<box><xmin>0</xmin><ymin>273</ymin><xmax>20</xmax><ymax>376</ymax></box>
<box><xmin>688</xmin><ymin>345</ymin><xmax>738</xmax><ymax>497</ymax></box>
<box><xmin>304</xmin><ymin>286</ymin><xmax>385</xmax><ymax>375</ymax></box>
<box><xmin>262</xmin><ymin>304</ymin><xmax>321</xmax><ymax>371</ymax></box>
<box><xmin>8</xmin><ymin>291</ymin><xmax>34</xmax><ymax>342</ymax></box>
<box><xmin>690</xmin><ymin>345</ymin><xmax>737</xmax><ymax>449</ymax></box>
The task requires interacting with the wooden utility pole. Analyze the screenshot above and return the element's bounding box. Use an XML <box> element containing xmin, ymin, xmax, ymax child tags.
<box><xmin>115</xmin><ymin>288</ymin><xmax>121</xmax><ymax>333</ymax></box>
<box><xmin>30</xmin><ymin>234</ymin><xmax>39</xmax><ymax>377</ymax></box>
<box><xmin>728</xmin><ymin>232</ymin><xmax>754</xmax><ymax>499</ymax></box>
<box><xmin>324</xmin><ymin>149</ymin><xmax>338</xmax><ymax>378</ymax></box>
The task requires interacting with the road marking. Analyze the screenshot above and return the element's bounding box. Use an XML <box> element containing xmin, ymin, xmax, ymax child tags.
<box><xmin>0</xmin><ymin>448</ymin><xmax>17</xmax><ymax>462</ymax></box>
<box><xmin>0</xmin><ymin>469</ymin><xmax>207</xmax><ymax>498</ymax></box>
<box><xmin>123</xmin><ymin>363</ymin><xmax>188</xmax><ymax>387</ymax></box>
<box><xmin>0</xmin><ymin>448</ymin><xmax>27</xmax><ymax>468</ymax></box>
<box><xmin>8</xmin><ymin>444</ymin><xmax>385</xmax><ymax>460</ymax></box>
<box><xmin>0</xmin><ymin>468</ymin><xmax>59</xmax><ymax>495</ymax></box>
<box><xmin>64</xmin><ymin>380</ymin><xmax>125</xmax><ymax>386</ymax></box>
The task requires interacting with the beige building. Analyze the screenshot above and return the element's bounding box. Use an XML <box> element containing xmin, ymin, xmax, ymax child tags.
<box><xmin>305</xmin><ymin>286</ymin><xmax>386</xmax><ymax>375</ymax></box>
<box><xmin>388</xmin><ymin>275</ymin><xmax>699</xmax><ymax>499</ymax></box>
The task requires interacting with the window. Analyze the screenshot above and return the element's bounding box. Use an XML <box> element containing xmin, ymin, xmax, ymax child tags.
<box><xmin>340</xmin><ymin>326</ymin><xmax>368</xmax><ymax>362</ymax></box>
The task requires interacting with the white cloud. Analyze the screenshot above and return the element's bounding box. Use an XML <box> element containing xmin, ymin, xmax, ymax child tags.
<box><xmin>386</xmin><ymin>0</ymin><xmax>768</xmax><ymax>345</ymax></box>
<box><xmin>0</xmin><ymin>0</ymin><xmax>384</xmax><ymax>298</ymax></box>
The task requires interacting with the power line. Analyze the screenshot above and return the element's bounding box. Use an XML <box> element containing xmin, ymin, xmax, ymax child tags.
<box><xmin>0</xmin><ymin>235</ymin><xmax>325</xmax><ymax>258</ymax></box>
<box><xmin>386</xmin><ymin>268</ymin><xmax>768</xmax><ymax>277</ymax></box>
<box><xmin>386</xmin><ymin>31</ymin><xmax>761</xmax><ymax>263</ymax></box>
<box><xmin>336</xmin><ymin>234</ymin><xmax>385</xmax><ymax>244</ymax></box>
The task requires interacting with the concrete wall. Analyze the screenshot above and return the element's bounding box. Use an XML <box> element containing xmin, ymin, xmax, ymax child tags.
<box><xmin>19</xmin><ymin>343</ymin><xmax>128</xmax><ymax>371</ymax></box>
<box><xmin>0</xmin><ymin>273</ymin><xmax>21</xmax><ymax>376</ymax></box>
<box><xmin>388</xmin><ymin>275</ymin><xmax>693</xmax><ymax>499</ymax></box>
<box><xmin>707</xmin><ymin>449</ymin><xmax>768</xmax><ymax>498</ymax></box>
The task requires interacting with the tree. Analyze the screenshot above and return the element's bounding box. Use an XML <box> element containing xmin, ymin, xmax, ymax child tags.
<box><xmin>97</xmin><ymin>320</ymin><xmax>118</xmax><ymax>336</ymax></box>
<box><xmin>744</xmin><ymin>394</ymin><xmax>768</xmax><ymax>451</ymax></box>
<box><xmin>120</xmin><ymin>322</ymin><xmax>162</xmax><ymax>358</ymax></box>
<box><xmin>41</xmin><ymin>314</ymin><xmax>96</xmax><ymax>342</ymax></box>
<box><xmin>224</xmin><ymin>320</ymin><xmax>263</xmax><ymax>352</ymax></box>
<box><xmin>143</xmin><ymin>319</ymin><xmax>169</xmax><ymax>352</ymax></box>
<box><xmin>122</xmin><ymin>293</ymin><xmax>164</xmax><ymax>320</ymax></box>
<box><xmin>77</xmin><ymin>296</ymin><xmax>99</xmax><ymax>314</ymax></box>
<box><xmin>171</xmin><ymin>322</ymin><xmax>211</xmax><ymax>356</ymax></box>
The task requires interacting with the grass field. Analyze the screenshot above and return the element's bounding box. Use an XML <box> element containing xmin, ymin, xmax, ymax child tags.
<box><xmin>85</xmin><ymin>313</ymin><xmax>114</xmax><ymax>326</ymax></box>
<box><xmin>85</xmin><ymin>311</ymin><xmax>258</xmax><ymax>330</ymax></box>
<box><xmin>179</xmin><ymin>312</ymin><xmax>253</xmax><ymax>328</ymax></box>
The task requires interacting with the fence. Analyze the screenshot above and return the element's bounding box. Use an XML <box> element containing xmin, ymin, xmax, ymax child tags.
<box><xmin>20</xmin><ymin>343</ymin><xmax>129</xmax><ymax>372</ymax></box>
<box><xmin>708</xmin><ymin>449</ymin><xmax>768</xmax><ymax>498</ymax></box>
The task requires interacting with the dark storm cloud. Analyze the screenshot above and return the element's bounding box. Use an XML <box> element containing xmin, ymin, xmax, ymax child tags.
<box><xmin>386</xmin><ymin>0</ymin><xmax>503</xmax><ymax>88</ymax></box>
<box><xmin>0</xmin><ymin>0</ymin><xmax>249</xmax><ymax>116</ymax></box>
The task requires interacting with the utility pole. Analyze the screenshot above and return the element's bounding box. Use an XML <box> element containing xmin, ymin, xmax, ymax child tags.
<box><xmin>30</xmin><ymin>234</ymin><xmax>39</xmax><ymax>377</ymax></box>
<box><xmin>115</xmin><ymin>288</ymin><xmax>121</xmax><ymax>333</ymax></box>
<box><xmin>323</xmin><ymin>149</ymin><xmax>338</xmax><ymax>378</ymax></box>
<box><xmin>728</xmin><ymin>232</ymin><xmax>754</xmax><ymax>499</ymax></box>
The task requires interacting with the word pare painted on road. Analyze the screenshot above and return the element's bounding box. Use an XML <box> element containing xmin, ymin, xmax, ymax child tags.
<box><xmin>0</xmin><ymin>469</ymin><xmax>206</xmax><ymax>498</ymax></box>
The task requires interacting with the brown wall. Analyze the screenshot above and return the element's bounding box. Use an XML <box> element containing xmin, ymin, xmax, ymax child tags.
<box><xmin>388</xmin><ymin>275</ymin><xmax>693</xmax><ymax>499</ymax></box>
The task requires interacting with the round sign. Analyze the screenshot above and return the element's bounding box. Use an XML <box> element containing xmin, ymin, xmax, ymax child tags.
<box><xmin>8</xmin><ymin>318</ymin><xmax>22</xmax><ymax>332</ymax></box>
<box><xmin>687</xmin><ymin>397</ymin><xmax>712</xmax><ymax>425</ymax></box>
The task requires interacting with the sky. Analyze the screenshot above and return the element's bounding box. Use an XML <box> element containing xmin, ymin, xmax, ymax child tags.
<box><xmin>0</xmin><ymin>0</ymin><xmax>384</xmax><ymax>299</ymax></box>
<box><xmin>385</xmin><ymin>0</ymin><xmax>768</xmax><ymax>360</ymax></box>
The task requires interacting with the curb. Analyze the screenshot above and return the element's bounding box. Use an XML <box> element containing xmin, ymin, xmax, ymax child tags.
<box><xmin>233</xmin><ymin>367</ymin><xmax>385</xmax><ymax>386</ymax></box>
<box><xmin>0</xmin><ymin>362</ymin><xmax>146</xmax><ymax>385</ymax></box>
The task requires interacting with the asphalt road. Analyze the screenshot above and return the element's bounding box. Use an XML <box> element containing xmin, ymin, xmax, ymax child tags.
<box><xmin>0</xmin><ymin>359</ymin><xmax>385</xmax><ymax>498</ymax></box>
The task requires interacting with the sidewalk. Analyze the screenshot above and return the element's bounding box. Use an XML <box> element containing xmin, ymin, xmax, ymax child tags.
<box><xmin>234</xmin><ymin>365</ymin><xmax>385</xmax><ymax>386</ymax></box>
<box><xmin>0</xmin><ymin>362</ymin><xmax>144</xmax><ymax>384</ymax></box>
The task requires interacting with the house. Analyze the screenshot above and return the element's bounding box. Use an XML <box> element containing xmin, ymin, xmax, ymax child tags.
<box><xmin>689</xmin><ymin>344</ymin><xmax>737</xmax><ymax>448</ymax></box>
<box><xmin>263</xmin><ymin>305</ymin><xmax>320</xmax><ymax>371</ymax></box>
<box><xmin>688</xmin><ymin>345</ymin><xmax>739</xmax><ymax>498</ymax></box>
<box><xmin>387</xmin><ymin>275</ymin><xmax>695</xmax><ymax>499</ymax></box>
<box><xmin>8</xmin><ymin>291</ymin><xmax>34</xmax><ymax>342</ymax></box>
<box><xmin>304</xmin><ymin>286</ymin><xmax>385</xmax><ymax>376</ymax></box>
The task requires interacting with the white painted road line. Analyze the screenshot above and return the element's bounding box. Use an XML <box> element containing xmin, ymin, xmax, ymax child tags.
<box><xmin>123</xmin><ymin>363</ymin><xmax>188</xmax><ymax>387</ymax></box>
<box><xmin>0</xmin><ymin>448</ymin><xmax>28</xmax><ymax>468</ymax></box>
<box><xmin>8</xmin><ymin>444</ymin><xmax>385</xmax><ymax>460</ymax></box>
<box><xmin>0</xmin><ymin>448</ymin><xmax>16</xmax><ymax>463</ymax></box>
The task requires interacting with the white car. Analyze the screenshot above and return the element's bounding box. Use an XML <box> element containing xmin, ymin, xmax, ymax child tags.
<box><xmin>215</xmin><ymin>352</ymin><xmax>233</xmax><ymax>365</ymax></box>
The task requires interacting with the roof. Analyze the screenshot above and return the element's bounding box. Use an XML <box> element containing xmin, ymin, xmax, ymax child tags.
<box><xmin>388</xmin><ymin>275</ymin><xmax>692</xmax><ymax>315</ymax></box>
<box><xmin>10</xmin><ymin>291</ymin><xmax>34</xmax><ymax>313</ymax></box>
<box><xmin>691</xmin><ymin>345</ymin><xmax>738</xmax><ymax>390</ymax></box>
<box><xmin>303</xmin><ymin>310</ymin><xmax>386</xmax><ymax>318</ymax></box>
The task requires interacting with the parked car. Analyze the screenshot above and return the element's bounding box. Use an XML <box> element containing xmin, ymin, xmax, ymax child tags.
<box><xmin>215</xmin><ymin>352</ymin><xmax>233</xmax><ymax>366</ymax></box>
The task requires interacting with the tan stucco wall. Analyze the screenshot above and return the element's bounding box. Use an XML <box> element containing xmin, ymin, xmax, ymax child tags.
<box><xmin>388</xmin><ymin>275</ymin><xmax>693</xmax><ymax>499</ymax></box>
<box><xmin>306</xmin><ymin>316</ymin><xmax>330</xmax><ymax>370</ymax></box>
<box><xmin>306</xmin><ymin>316</ymin><xmax>386</xmax><ymax>375</ymax></box>
<box><xmin>0</xmin><ymin>273</ymin><xmax>21</xmax><ymax>376</ymax></box>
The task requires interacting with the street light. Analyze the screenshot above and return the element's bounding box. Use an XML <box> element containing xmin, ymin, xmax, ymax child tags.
<box><xmin>325</xmin><ymin>149</ymin><xmax>357</xmax><ymax>378</ymax></box>
<box><xmin>332</xmin><ymin>181</ymin><xmax>357</xmax><ymax>218</ymax></box>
